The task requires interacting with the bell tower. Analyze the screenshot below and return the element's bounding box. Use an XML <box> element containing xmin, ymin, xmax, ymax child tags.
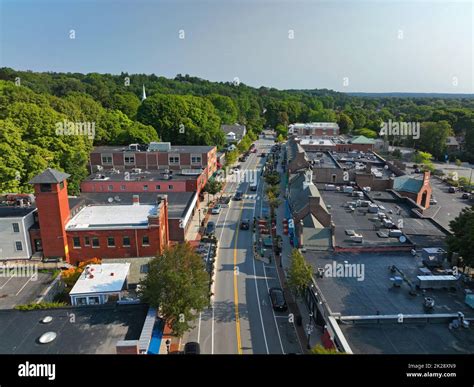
<box><xmin>29</xmin><ymin>168</ymin><xmax>71</xmax><ymax>262</ymax></box>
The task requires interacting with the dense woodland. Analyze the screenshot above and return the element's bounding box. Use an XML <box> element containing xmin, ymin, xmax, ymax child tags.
<box><xmin>0</xmin><ymin>67</ymin><xmax>473</xmax><ymax>194</ymax></box>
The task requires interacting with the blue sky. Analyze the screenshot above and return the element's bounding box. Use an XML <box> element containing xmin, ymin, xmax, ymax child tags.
<box><xmin>0</xmin><ymin>0</ymin><xmax>472</xmax><ymax>93</ymax></box>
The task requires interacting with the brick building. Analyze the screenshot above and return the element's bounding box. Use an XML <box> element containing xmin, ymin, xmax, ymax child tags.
<box><xmin>89</xmin><ymin>142</ymin><xmax>217</xmax><ymax>181</ymax></box>
<box><xmin>28</xmin><ymin>169</ymin><xmax>169</xmax><ymax>265</ymax></box>
<box><xmin>392</xmin><ymin>171</ymin><xmax>432</xmax><ymax>209</ymax></box>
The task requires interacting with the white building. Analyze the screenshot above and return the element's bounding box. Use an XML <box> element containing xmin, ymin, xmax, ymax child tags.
<box><xmin>69</xmin><ymin>263</ymin><xmax>131</xmax><ymax>306</ymax></box>
<box><xmin>0</xmin><ymin>207</ymin><xmax>36</xmax><ymax>260</ymax></box>
<box><xmin>288</xmin><ymin>122</ymin><xmax>339</xmax><ymax>136</ymax></box>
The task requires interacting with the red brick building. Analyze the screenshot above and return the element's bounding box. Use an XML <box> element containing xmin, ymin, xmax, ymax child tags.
<box><xmin>392</xmin><ymin>171</ymin><xmax>432</xmax><ymax>209</ymax></box>
<box><xmin>29</xmin><ymin>169</ymin><xmax>169</xmax><ymax>265</ymax></box>
<box><xmin>89</xmin><ymin>142</ymin><xmax>217</xmax><ymax>181</ymax></box>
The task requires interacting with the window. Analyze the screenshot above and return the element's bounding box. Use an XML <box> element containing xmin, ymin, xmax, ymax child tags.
<box><xmin>15</xmin><ymin>241</ymin><xmax>23</xmax><ymax>251</ymax></box>
<box><xmin>121</xmin><ymin>185</ymin><xmax>126</xmax><ymax>191</ymax></box>
<box><xmin>12</xmin><ymin>223</ymin><xmax>20</xmax><ymax>233</ymax></box>
<box><xmin>140</xmin><ymin>264</ymin><xmax>149</xmax><ymax>274</ymax></box>
<box><xmin>142</xmin><ymin>236</ymin><xmax>150</xmax><ymax>246</ymax></box>
<box><xmin>168</xmin><ymin>185</ymin><xmax>173</xmax><ymax>190</ymax></box>
<box><xmin>143</xmin><ymin>185</ymin><xmax>148</xmax><ymax>191</ymax></box>
<box><xmin>124</xmin><ymin>155</ymin><xmax>135</xmax><ymax>164</ymax></box>
<box><xmin>101</xmin><ymin>155</ymin><xmax>113</xmax><ymax>164</ymax></box>
<box><xmin>191</xmin><ymin>155</ymin><xmax>202</xmax><ymax>164</ymax></box>
<box><xmin>73</xmin><ymin>237</ymin><xmax>81</xmax><ymax>248</ymax></box>
<box><xmin>92</xmin><ymin>237</ymin><xmax>100</xmax><ymax>248</ymax></box>
<box><xmin>169</xmin><ymin>156</ymin><xmax>180</xmax><ymax>164</ymax></box>
<box><xmin>40</xmin><ymin>184</ymin><xmax>52</xmax><ymax>192</ymax></box>
<box><xmin>84</xmin><ymin>237</ymin><xmax>90</xmax><ymax>246</ymax></box>
<box><xmin>59</xmin><ymin>181</ymin><xmax>64</xmax><ymax>190</ymax></box>
<box><xmin>108</xmin><ymin>185</ymin><xmax>113</xmax><ymax>191</ymax></box>
<box><xmin>156</xmin><ymin>185</ymin><xmax>161</xmax><ymax>190</ymax></box>
<box><xmin>123</xmin><ymin>236</ymin><xmax>131</xmax><ymax>247</ymax></box>
<box><xmin>107</xmin><ymin>237</ymin><xmax>115</xmax><ymax>247</ymax></box>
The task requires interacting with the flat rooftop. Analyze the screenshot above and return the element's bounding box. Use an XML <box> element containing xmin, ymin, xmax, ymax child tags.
<box><xmin>86</xmin><ymin>169</ymin><xmax>202</xmax><ymax>182</ymax></box>
<box><xmin>303</xmin><ymin>251</ymin><xmax>474</xmax><ymax>354</ymax></box>
<box><xmin>69</xmin><ymin>191</ymin><xmax>195</xmax><ymax>219</ymax></box>
<box><xmin>92</xmin><ymin>144</ymin><xmax>214</xmax><ymax>153</ymax></box>
<box><xmin>0</xmin><ymin>304</ymin><xmax>148</xmax><ymax>354</ymax></box>
<box><xmin>66</xmin><ymin>204</ymin><xmax>158</xmax><ymax>230</ymax></box>
<box><xmin>0</xmin><ymin>206</ymin><xmax>36</xmax><ymax>218</ymax></box>
<box><xmin>318</xmin><ymin>189</ymin><xmax>411</xmax><ymax>248</ymax></box>
<box><xmin>299</xmin><ymin>138</ymin><xmax>336</xmax><ymax>147</ymax></box>
<box><xmin>70</xmin><ymin>263</ymin><xmax>130</xmax><ymax>295</ymax></box>
<box><xmin>306</xmin><ymin>151</ymin><xmax>338</xmax><ymax>169</ymax></box>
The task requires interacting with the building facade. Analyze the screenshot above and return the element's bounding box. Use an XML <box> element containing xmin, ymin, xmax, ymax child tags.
<box><xmin>0</xmin><ymin>207</ymin><xmax>37</xmax><ymax>260</ymax></box>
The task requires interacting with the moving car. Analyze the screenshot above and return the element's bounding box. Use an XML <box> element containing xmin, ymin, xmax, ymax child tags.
<box><xmin>206</xmin><ymin>221</ymin><xmax>216</xmax><ymax>235</ymax></box>
<box><xmin>211</xmin><ymin>204</ymin><xmax>222</xmax><ymax>214</ymax></box>
<box><xmin>234</xmin><ymin>191</ymin><xmax>243</xmax><ymax>201</ymax></box>
<box><xmin>184</xmin><ymin>342</ymin><xmax>200</xmax><ymax>355</ymax></box>
<box><xmin>269</xmin><ymin>287</ymin><xmax>287</xmax><ymax>312</ymax></box>
<box><xmin>240</xmin><ymin>219</ymin><xmax>250</xmax><ymax>230</ymax></box>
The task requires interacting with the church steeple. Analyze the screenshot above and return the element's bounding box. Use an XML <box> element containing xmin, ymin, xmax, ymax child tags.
<box><xmin>141</xmin><ymin>85</ymin><xmax>147</xmax><ymax>102</ymax></box>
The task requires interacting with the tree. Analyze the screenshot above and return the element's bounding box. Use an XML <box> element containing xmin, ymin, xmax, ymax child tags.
<box><xmin>287</xmin><ymin>249</ymin><xmax>313</xmax><ymax>297</ymax></box>
<box><xmin>337</xmin><ymin>112</ymin><xmax>354</xmax><ymax>134</ymax></box>
<box><xmin>412</xmin><ymin>151</ymin><xmax>434</xmax><ymax>171</ymax></box>
<box><xmin>207</xmin><ymin>94</ymin><xmax>238</xmax><ymax>124</ymax></box>
<box><xmin>276</xmin><ymin>134</ymin><xmax>285</xmax><ymax>143</ymax></box>
<box><xmin>417</xmin><ymin>121</ymin><xmax>452</xmax><ymax>160</ymax></box>
<box><xmin>225</xmin><ymin>149</ymin><xmax>239</xmax><ymax>167</ymax></box>
<box><xmin>203</xmin><ymin>179</ymin><xmax>223</xmax><ymax>196</ymax></box>
<box><xmin>354</xmin><ymin>128</ymin><xmax>377</xmax><ymax>139</ymax></box>
<box><xmin>138</xmin><ymin>243</ymin><xmax>210</xmax><ymax>336</ymax></box>
<box><xmin>446</xmin><ymin>206</ymin><xmax>474</xmax><ymax>267</ymax></box>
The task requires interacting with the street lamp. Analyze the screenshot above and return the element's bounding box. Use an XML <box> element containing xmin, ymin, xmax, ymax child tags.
<box><xmin>306</xmin><ymin>312</ymin><xmax>314</xmax><ymax>350</ymax></box>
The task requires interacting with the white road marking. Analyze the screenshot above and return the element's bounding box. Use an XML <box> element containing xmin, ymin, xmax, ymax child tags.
<box><xmin>0</xmin><ymin>275</ymin><xmax>14</xmax><ymax>289</ymax></box>
<box><xmin>211</xmin><ymin>305</ymin><xmax>215</xmax><ymax>354</ymax></box>
<box><xmin>197</xmin><ymin>312</ymin><xmax>202</xmax><ymax>344</ymax></box>
<box><xmin>15</xmin><ymin>276</ymin><xmax>34</xmax><ymax>296</ymax></box>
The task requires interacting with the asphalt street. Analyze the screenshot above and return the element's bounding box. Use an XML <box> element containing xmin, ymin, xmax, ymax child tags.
<box><xmin>181</xmin><ymin>137</ymin><xmax>302</xmax><ymax>354</ymax></box>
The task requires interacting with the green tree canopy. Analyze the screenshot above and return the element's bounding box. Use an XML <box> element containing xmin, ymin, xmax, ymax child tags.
<box><xmin>138</xmin><ymin>243</ymin><xmax>210</xmax><ymax>337</ymax></box>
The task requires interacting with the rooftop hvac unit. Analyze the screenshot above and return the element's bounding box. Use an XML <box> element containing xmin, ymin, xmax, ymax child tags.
<box><xmin>148</xmin><ymin>142</ymin><xmax>171</xmax><ymax>152</ymax></box>
<box><xmin>132</xmin><ymin>168</ymin><xmax>142</xmax><ymax>174</ymax></box>
<box><xmin>128</xmin><ymin>144</ymin><xmax>139</xmax><ymax>151</ymax></box>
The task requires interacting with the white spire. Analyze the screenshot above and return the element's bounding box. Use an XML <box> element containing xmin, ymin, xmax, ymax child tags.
<box><xmin>141</xmin><ymin>85</ymin><xmax>147</xmax><ymax>101</ymax></box>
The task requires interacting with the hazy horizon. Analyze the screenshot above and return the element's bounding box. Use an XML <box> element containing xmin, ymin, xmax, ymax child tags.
<box><xmin>1</xmin><ymin>0</ymin><xmax>472</xmax><ymax>94</ymax></box>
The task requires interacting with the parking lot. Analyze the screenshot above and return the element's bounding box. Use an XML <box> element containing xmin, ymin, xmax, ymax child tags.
<box><xmin>427</xmin><ymin>178</ymin><xmax>472</xmax><ymax>230</ymax></box>
<box><xmin>0</xmin><ymin>271</ymin><xmax>52</xmax><ymax>309</ymax></box>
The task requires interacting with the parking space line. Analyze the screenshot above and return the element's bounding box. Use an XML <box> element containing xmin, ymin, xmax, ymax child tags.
<box><xmin>15</xmin><ymin>276</ymin><xmax>34</xmax><ymax>296</ymax></box>
<box><xmin>0</xmin><ymin>276</ymin><xmax>14</xmax><ymax>289</ymax></box>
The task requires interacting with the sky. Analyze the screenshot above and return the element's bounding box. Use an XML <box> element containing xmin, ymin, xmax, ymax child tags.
<box><xmin>0</xmin><ymin>0</ymin><xmax>472</xmax><ymax>93</ymax></box>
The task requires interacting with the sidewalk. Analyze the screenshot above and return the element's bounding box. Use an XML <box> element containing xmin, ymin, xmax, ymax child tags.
<box><xmin>273</xmin><ymin>145</ymin><xmax>323</xmax><ymax>352</ymax></box>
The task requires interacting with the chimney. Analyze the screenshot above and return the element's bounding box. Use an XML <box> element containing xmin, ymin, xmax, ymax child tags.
<box><xmin>302</xmin><ymin>169</ymin><xmax>313</xmax><ymax>189</ymax></box>
<box><xmin>132</xmin><ymin>195</ymin><xmax>140</xmax><ymax>205</ymax></box>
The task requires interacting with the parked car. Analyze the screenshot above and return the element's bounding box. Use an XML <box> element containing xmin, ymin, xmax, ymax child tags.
<box><xmin>206</xmin><ymin>221</ymin><xmax>216</xmax><ymax>235</ymax></box>
<box><xmin>269</xmin><ymin>287</ymin><xmax>287</xmax><ymax>312</ymax></box>
<box><xmin>462</xmin><ymin>193</ymin><xmax>472</xmax><ymax>200</ymax></box>
<box><xmin>250</xmin><ymin>183</ymin><xmax>258</xmax><ymax>191</ymax></box>
<box><xmin>448</xmin><ymin>186</ymin><xmax>456</xmax><ymax>193</ymax></box>
<box><xmin>234</xmin><ymin>191</ymin><xmax>243</xmax><ymax>201</ymax></box>
<box><xmin>240</xmin><ymin>219</ymin><xmax>250</xmax><ymax>230</ymax></box>
<box><xmin>211</xmin><ymin>204</ymin><xmax>222</xmax><ymax>214</ymax></box>
<box><xmin>184</xmin><ymin>342</ymin><xmax>200</xmax><ymax>355</ymax></box>
<box><xmin>430</xmin><ymin>197</ymin><xmax>437</xmax><ymax>205</ymax></box>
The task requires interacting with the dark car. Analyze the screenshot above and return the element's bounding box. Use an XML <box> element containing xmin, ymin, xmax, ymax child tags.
<box><xmin>448</xmin><ymin>186</ymin><xmax>456</xmax><ymax>193</ymax></box>
<box><xmin>206</xmin><ymin>221</ymin><xmax>216</xmax><ymax>235</ymax></box>
<box><xmin>240</xmin><ymin>219</ymin><xmax>250</xmax><ymax>230</ymax></box>
<box><xmin>234</xmin><ymin>191</ymin><xmax>243</xmax><ymax>201</ymax></box>
<box><xmin>462</xmin><ymin>192</ymin><xmax>472</xmax><ymax>200</ymax></box>
<box><xmin>184</xmin><ymin>342</ymin><xmax>200</xmax><ymax>355</ymax></box>
<box><xmin>269</xmin><ymin>287</ymin><xmax>287</xmax><ymax>312</ymax></box>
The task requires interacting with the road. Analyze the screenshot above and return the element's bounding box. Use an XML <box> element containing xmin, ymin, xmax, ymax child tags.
<box><xmin>181</xmin><ymin>136</ymin><xmax>302</xmax><ymax>354</ymax></box>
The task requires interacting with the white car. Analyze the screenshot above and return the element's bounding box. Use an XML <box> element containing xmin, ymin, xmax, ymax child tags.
<box><xmin>211</xmin><ymin>204</ymin><xmax>222</xmax><ymax>214</ymax></box>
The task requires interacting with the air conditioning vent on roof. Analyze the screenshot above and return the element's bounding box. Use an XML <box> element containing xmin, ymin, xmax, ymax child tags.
<box><xmin>39</xmin><ymin>332</ymin><xmax>57</xmax><ymax>344</ymax></box>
